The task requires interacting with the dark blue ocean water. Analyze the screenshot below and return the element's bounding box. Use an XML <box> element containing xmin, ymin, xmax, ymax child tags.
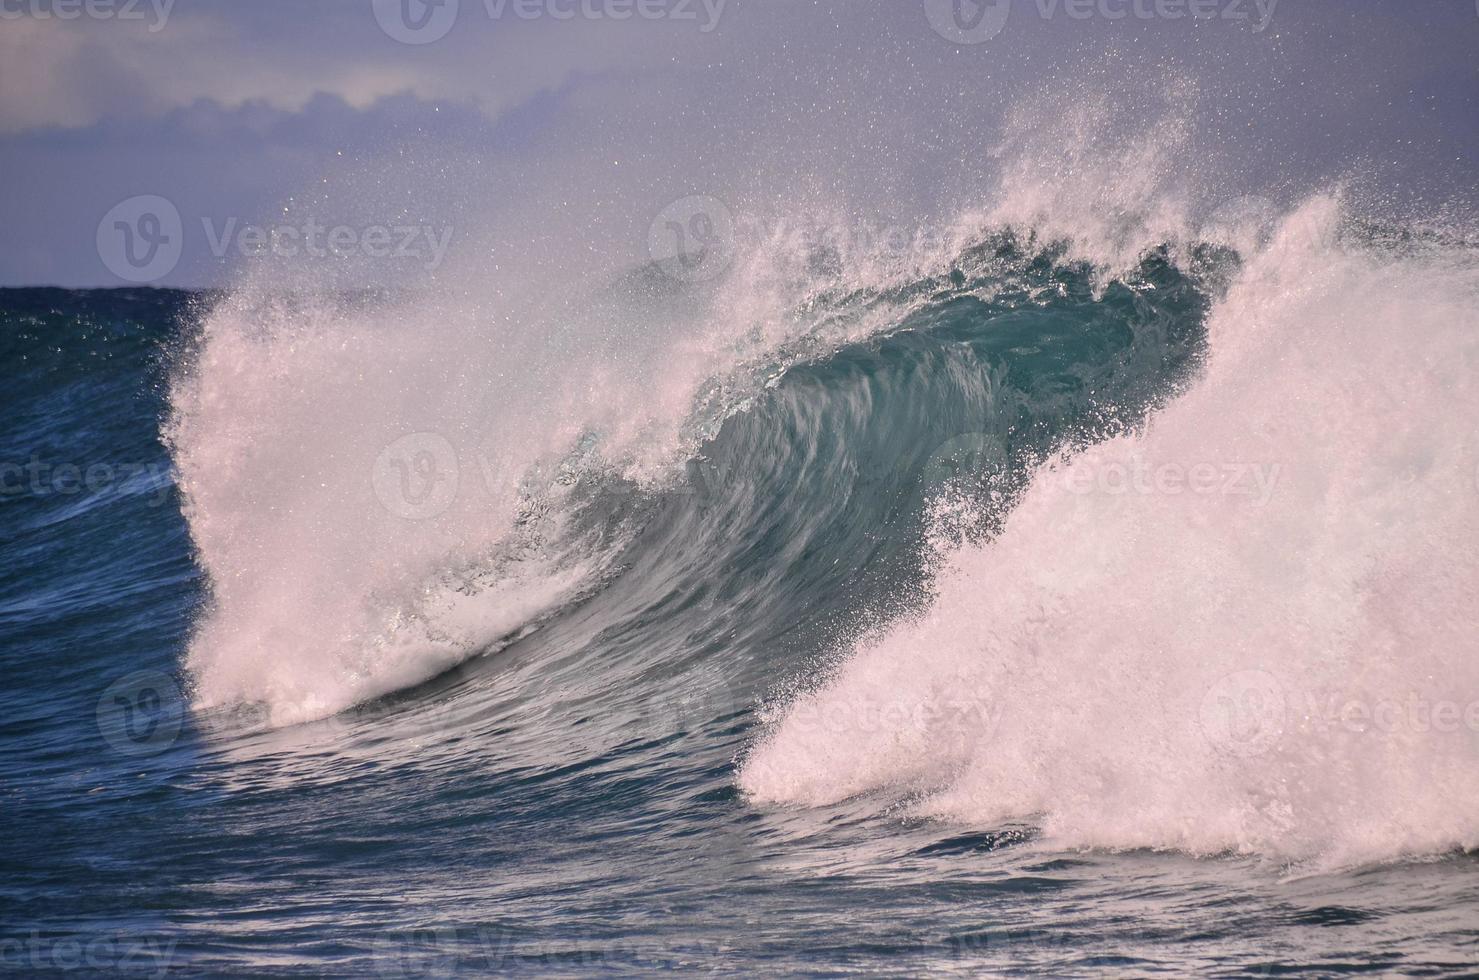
<box><xmin>4</xmin><ymin>234</ymin><xmax>1479</xmax><ymax>976</ymax></box>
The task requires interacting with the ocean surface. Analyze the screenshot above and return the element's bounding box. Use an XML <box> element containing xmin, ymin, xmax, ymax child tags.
<box><xmin>6</xmin><ymin>188</ymin><xmax>1479</xmax><ymax>976</ymax></box>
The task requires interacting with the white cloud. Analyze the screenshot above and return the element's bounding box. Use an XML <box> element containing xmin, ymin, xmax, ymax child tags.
<box><xmin>0</xmin><ymin>2</ymin><xmax>721</xmax><ymax>133</ymax></box>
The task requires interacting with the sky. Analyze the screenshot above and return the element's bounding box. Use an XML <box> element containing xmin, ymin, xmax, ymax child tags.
<box><xmin>1</xmin><ymin>0</ymin><xmax>1475</xmax><ymax>287</ymax></box>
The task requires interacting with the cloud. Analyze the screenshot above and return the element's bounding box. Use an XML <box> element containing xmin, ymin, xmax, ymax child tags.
<box><xmin>2</xmin><ymin>0</ymin><xmax>1476</xmax><ymax>285</ymax></box>
<box><xmin>0</xmin><ymin>0</ymin><xmax>725</xmax><ymax>134</ymax></box>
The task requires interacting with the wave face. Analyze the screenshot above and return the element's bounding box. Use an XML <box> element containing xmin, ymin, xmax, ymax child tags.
<box><xmin>166</xmin><ymin>222</ymin><xmax>1212</xmax><ymax>721</ymax></box>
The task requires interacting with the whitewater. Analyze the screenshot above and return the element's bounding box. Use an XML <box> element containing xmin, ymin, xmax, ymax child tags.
<box><xmin>740</xmin><ymin>194</ymin><xmax>1479</xmax><ymax>869</ymax></box>
<box><xmin>6</xmin><ymin>112</ymin><xmax>1476</xmax><ymax>979</ymax></box>
<box><xmin>8</xmin><ymin>0</ymin><xmax>1479</xmax><ymax>970</ymax></box>
<box><xmin>150</xmin><ymin>70</ymin><xmax>1479</xmax><ymax>884</ymax></box>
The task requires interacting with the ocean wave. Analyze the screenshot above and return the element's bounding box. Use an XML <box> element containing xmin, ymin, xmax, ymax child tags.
<box><xmin>163</xmin><ymin>88</ymin><xmax>1479</xmax><ymax>871</ymax></box>
<box><xmin>740</xmin><ymin>195</ymin><xmax>1479</xmax><ymax>870</ymax></box>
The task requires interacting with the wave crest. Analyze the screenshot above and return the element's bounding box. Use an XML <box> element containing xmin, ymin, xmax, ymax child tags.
<box><xmin>740</xmin><ymin>197</ymin><xmax>1479</xmax><ymax>869</ymax></box>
